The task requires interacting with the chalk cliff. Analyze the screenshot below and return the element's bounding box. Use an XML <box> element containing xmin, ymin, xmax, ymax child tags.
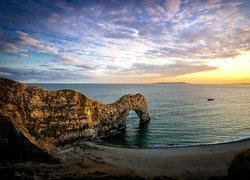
<box><xmin>0</xmin><ymin>77</ymin><xmax>150</xmax><ymax>158</ymax></box>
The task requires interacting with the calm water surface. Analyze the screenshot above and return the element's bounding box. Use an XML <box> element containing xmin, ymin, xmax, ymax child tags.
<box><xmin>33</xmin><ymin>84</ymin><xmax>250</xmax><ymax>147</ymax></box>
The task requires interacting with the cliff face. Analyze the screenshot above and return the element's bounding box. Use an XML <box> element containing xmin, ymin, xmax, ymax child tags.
<box><xmin>0</xmin><ymin>77</ymin><xmax>150</xmax><ymax>155</ymax></box>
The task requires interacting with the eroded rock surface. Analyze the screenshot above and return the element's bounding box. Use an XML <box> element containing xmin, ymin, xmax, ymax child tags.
<box><xmin>0</xmin><ymin>77</ymin><xmax>150</xmax><ymax>156</ymax></box>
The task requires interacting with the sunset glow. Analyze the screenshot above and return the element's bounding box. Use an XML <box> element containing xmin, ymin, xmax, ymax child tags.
<box><xmin>0</xmin><ymin>0</ymin><xmax>249</xmax><ymax>83</ymax></box>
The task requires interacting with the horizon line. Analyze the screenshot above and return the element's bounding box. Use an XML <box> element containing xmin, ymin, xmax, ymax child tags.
<box><xmin>26</xmin><ymin>82</ymin><xmax>250</xmax><ymax>85</ymax></box>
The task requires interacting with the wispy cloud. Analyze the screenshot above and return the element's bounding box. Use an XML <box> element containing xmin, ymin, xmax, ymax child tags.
<box><xmin>0</xmin><ymin>43</ymin><xmax>22</xmax><ymax>53</ymax></box>
<box><xmin>0</xmin><ymin>66</ymin><xmax>91</xmax><ymax>82</ymax></box>
<box><xmin>18</xmin><ymin>53</ymin><xmax>29</xmax><ymax>58</ymax></box>
<box><xmin>0</xmin><ymin>0</ymin><xmax>249</xmax><ymax>82</ymax></box>
<box><xmin>16</xmin><ymin>31</ymin><xmax>96</xmax><ymax>69</ymax></box>
<box><xmin>17</xmin><ymin>31</ymin><xmax>58</xmax><ymax>54</ymax></box>
<box><xmin>123</xmin><ymin>61</ymin><xmax>217</xmax><ymax>77</ymax></box>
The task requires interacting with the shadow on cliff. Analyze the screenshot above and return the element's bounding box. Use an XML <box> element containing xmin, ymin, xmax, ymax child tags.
<box><xmin>101</xmin><ymin>117</ymin><xmax>150</xmax><ymax>148</ymax></box>
<box><xmin>0</xmin><ymin>77</ymin><xmax>150</xmax><ymax>159</ymax></box>
<box><xmin>0</xmin><ymin>115</ymin><xmax>58</xmax><ymax>163</ymax></box>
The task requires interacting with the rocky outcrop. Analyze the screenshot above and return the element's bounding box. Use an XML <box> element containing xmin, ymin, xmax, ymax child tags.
<box><xmin>98</xmin><ymin>94</ymin><xmax>150</xmax><ymax>137</ymax></box>
<box><xmin>0</xmin><ymin>77</ymin><xmax>150</xmax><ymax>155</ymax></box>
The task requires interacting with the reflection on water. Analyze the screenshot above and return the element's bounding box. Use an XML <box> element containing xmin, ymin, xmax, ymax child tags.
<box><xmin>103</xmin><ymin>117</ymin><xmax>149</xmax><ymax>147</ymax></box>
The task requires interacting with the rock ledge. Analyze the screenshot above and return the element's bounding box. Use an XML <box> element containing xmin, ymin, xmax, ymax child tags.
<box><xmin>0</xmin><ymin>77</ymin><xmax>150</xmax><ymax>158</ymax></box>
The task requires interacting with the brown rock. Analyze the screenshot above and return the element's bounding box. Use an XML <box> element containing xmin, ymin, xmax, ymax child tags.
<box><xmin>0</xmin><ymin>77</ymin><xmax>150</xmax><ymax>155</ymax></box>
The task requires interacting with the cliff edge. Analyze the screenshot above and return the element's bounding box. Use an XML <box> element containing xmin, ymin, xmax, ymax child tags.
<box><xmin>0</xmin><ymin>77</ymin><xmax>150</xmax><ymax>159</ymax></box>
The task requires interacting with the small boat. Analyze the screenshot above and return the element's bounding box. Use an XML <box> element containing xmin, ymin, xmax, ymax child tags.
<box><xmin>207</xmin><ymin>98</ymin><xmax>215</xmax><ymax>101</ymax></box>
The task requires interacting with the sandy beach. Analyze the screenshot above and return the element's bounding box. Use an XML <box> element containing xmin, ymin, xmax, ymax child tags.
<box><xmin>1</xmin><ymin>0</ymin><xmax>250</xmax><ymax>178</ymax></box>
<box><xmin>0</xmin><ymin>138</ymin><xmax>249</xmax><ymax>179</ymax></box>
<box><xmin>49</xmin><ymin>138</ymin><xmax>250</xmax><ymax>179</ymax></box>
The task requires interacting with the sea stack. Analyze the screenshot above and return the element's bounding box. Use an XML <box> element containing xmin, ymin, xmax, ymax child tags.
<box><xmin>0</xmin><ymin>77</ymin><xmax>150</xmax><ymax>157</ymax></box>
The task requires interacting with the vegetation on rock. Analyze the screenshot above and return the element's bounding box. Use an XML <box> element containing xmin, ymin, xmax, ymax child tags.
<box><xmin>0</xmin><ymin>77</ymin><xmax>150</xmax><ymax>159</ymax></box>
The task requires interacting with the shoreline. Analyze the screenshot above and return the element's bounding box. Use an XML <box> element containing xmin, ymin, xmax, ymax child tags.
<box><xmin>52</xmin><ymin>137</ymin><xmax>250</xmax><ymax>179</ymax></box>
<box><xmin>1</xmin><ymin>138</ymin><xmax>249</xmax><ymax>179</ymax></box>
<box><xmin>95</xmin><ymin>136</ymin><xmax>250</xmax><ymax>149</ymax></box>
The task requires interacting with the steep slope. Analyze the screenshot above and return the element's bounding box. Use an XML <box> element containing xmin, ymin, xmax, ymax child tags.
<box><xmin>0</xmin><ymin>77</ymin><xmax>150</xmax><ymax>159</ymax></box>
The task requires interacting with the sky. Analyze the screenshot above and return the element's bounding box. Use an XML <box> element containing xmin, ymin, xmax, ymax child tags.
<box><xmin>0</xmin><ymin>0</ymin><xmax>249</xmax><ymax>84</ymax></box>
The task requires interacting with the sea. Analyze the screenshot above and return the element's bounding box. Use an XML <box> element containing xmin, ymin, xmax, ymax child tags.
<box><xmin>32</xmin><ymin>83</ymin><xmax>250</xmax><ymax>148</ymax></box>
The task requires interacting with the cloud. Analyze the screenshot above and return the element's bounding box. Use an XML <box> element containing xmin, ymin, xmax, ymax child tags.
<box><xmin>163</xmin><ymin>0</ymin><xmax>181</xmax><ymax>20</ymax></box>
<box><xmin>51</xmin><ymin>0</ymin><xmax>74</xmax><ymax>12</ymax></box>
<box><xmin>18</xmin><ymin>53</ymin><xmax>29</xmax><ymax>58</ymax></box>
<box><xmin>6</xmin><ymin>1</ymin><xmax>248</xmax><ymax>64</ymax></box>
<box><xmin>0</xmin><ymin>43</ymin><xmax>22</xmax><ymax>53</ymax></box>
<box><xmin>0</xmin><ymin>0</ymin><xmax>249</xmax><ymax>82</ymax></box>
<box><xmin>126</xmin><ymin>61</ymin><xmax>217</xmax><ymax>77</ymax></box>
<box><xmin>0</xmin><ymin>66</ymin><xmax>91</xmax><ymax>82</ymax></box>
<box><xmin>141</xmin><ymin>0</ymin><xmax>249</xmax><ymax>60</ymax></box>
<box><xmin>104</xmin><ymin>31</ymin><xmax>136</xmax><ymax>39</ymax></box>
<box><xmin>145</xmin><ymin>0</ymin><xmax>181</xmax><ymax>23</ymax></box>
<box><xmin>0</xmin><ymin>43</ymin><xmax>29</xmax><ymax>58</ymax></box>
<box><xmin>16</xmin><ymin>31</ymin><xmax>95</xmax><ymax>69</ymax></box>
<box><xmin>17</xmin><ymin>31</ymin><xmax>58</xmax><ymax>54</ymax></box>
<box><xmin>78</xmin><ymin>64</ymin><xmax>96</xmax><ymax>70</ymax></box>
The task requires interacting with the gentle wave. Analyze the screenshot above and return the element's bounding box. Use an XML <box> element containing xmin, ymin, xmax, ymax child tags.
<box><xmin>36</xmin><ymin>83</ymin><xmax>250</xmax><ymax>147</ymax></box>
<box><xmin>147</xmin><ymin>134</ymin><xmax>250</xmax><ymax>148</ymax></box>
